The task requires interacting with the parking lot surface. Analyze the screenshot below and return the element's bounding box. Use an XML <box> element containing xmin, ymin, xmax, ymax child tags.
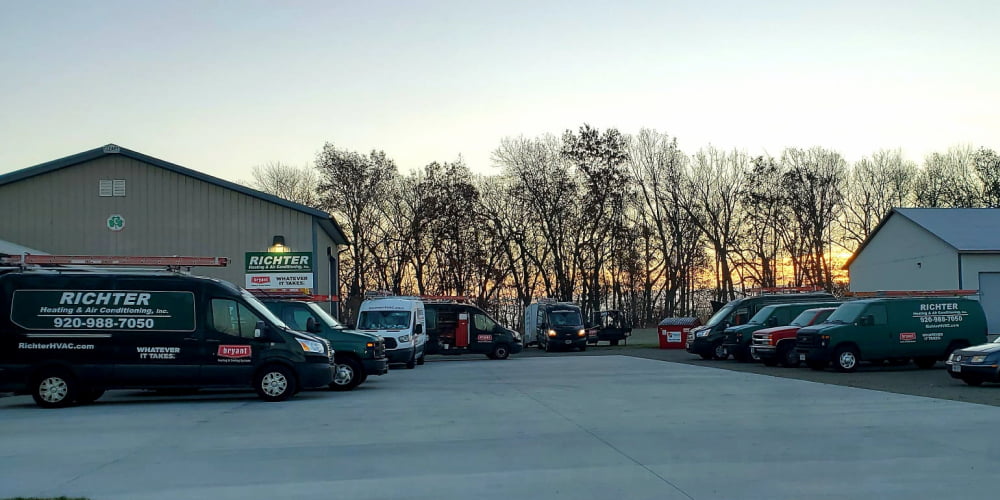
<box><xmin>2</xmin><ymin>354</ymin><xmax>998</xmax><ymax>500</ymax></box>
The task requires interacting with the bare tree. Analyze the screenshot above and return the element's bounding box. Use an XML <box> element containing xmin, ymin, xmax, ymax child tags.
<box><xmin>780</xmin><ymin>147</ymin><xmax>847</xmax><ymax>290</ymax></box>
<box><xmin>974</xmin><ymin>147</ymin><xmax>1000</xmax><ymax>207</ymax></box>
<box><xmin>839</xmin><ymin>149</ymin><xmax>917</xmax><ymax>250</ymax></box>
<box><xmin>246</xmin><ymin>161</ymin><xmax>320</xmax><ymax>208</ymax></box>
<box><xmin>915</xmin><ymin>145</ymin><xmax>982</xmax><ymax>207</ymax></box>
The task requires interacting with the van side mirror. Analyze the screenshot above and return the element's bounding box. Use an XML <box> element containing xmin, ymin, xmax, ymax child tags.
<box><xmin>414</xmin><ymin>324</ymin><xmax>423</xmax><ymax>334</ymax></box>
<box><xmin>254</xmin><ymin>320</ymin><xmax>266</xmax><ymax>339</ymax></box>
<box><xmin>306</xmin><ymin>317</ymin><xmax>321</xmax><ymax>334</ymax></box>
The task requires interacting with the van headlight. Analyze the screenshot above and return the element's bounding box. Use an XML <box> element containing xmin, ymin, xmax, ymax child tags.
<box><xmin>578</xmin><ymin>329</ymin><xmax>586</xmax><ymax>337</ymax></box>
<box><xmin>399</xmin><ymin>335</ymin><xmax>410</xmax><ymax>343</ymax></box>
<box><xmin>547</xmin><ymin>329</ymin><xmax>557</xmax><ymax>337</ymax></box>
<box><xmin>297</xmin><ymin>338</ymin><xmax>326</xmax><ymax>354</ymax></box>
<box><xmin>695</xmin><ymin>331</ymin><xmax>710</xmax><ymax>338</ymax></box>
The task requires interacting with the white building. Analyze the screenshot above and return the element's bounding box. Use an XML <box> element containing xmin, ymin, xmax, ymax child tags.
<box><xmin>846</xmin><ymin>208</ymin><xmax>1000</xmax><ymax>334</ymax></box>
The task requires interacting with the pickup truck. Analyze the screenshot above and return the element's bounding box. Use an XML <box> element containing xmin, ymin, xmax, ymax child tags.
<box><xmin>749</xmin><ymin>307</ymin><xmax>837</xmax><ymax>367</ymax></box>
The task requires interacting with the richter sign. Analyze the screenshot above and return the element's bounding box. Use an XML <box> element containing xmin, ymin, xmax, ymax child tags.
<box><xmin>245</xmin><ymin>252</ymin><xmax>314</xmax><ymax>290</ymax></box>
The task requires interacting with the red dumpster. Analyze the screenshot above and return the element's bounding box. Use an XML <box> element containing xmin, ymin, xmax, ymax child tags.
<box><xmin>657</xmin><ymin>317</ymin><xmax>701</xmax><ymax>349</ymax></box>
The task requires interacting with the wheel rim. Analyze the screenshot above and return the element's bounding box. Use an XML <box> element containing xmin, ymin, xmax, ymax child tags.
<box><xmin>262</xmin><ymin>372</ymin><xmax>288</xmax><ymax>396</ymax></box>
<box><xmin>333</xmin><ymin>364</ymin><xmax>354</xmax><ymax>386</ymax></box>
<box><xmin>496</xmin><ymin>346</ymin><xmax>507</xmax><ymax>358</ymax></box>
<box><xmin>715</xmin><ymin>345</ymin><xmax>726</xmax><ymax>358</ymax></box>
<box><xmin>39</xmin><ymin>376</ymin><xmax>69</xmax><ymax>403</ymax></box>
<box><xmin>839</xmin><ymin>351</ymin><xmax>857</xmax><ymax>369</ymax></box>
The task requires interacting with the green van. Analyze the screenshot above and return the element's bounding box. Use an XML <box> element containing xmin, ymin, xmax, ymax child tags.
<box><xmin>796</xmin><ymin>296</ymin><xmax>987</xmax><ymax>372</ymax></box>
<box><xmin>686</xmin><ymin>292</ymin><xmax>834</xmax><ymax>360</ymax></box>
<box><xmin>721</xmin><ymin>301</ymin><xmax>841</xmax><ymax>361</ymax></box>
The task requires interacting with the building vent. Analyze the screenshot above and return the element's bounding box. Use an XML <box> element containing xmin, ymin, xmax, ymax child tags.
<box><xmin>99</xmin><ymin>179</ymin><xmax>126</xmax><ymax>197</ymax></box>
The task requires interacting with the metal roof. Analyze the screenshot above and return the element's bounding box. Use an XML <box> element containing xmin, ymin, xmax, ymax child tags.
<box><xmin>845</xmin><ymin>208</ymin><xmax>1000</xmax><ymax>268</ymax></box>
<box><xmin>0</xmin><ymin>144</ymin><xmax>349</xmax><ymax>245</ymax></box>
<box><xmin>0</xmin><ymin>239</ymin><xmax>48</xmax><ymax>256</ymax></box>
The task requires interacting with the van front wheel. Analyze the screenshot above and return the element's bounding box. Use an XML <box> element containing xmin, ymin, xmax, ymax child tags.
<box><xmin>834</xmin><ymin>346</ymin><xmax>860</xmax><ymax>372</ymax></box>
<box><xmin>32</xmin><ymin>369</ymin><xmax>78</xmax><ymax>408</ymax></box>
<box><xmin>255</xmin><ymin>365</ymin><xmax>297</xmax><ymax>402</ymax></box>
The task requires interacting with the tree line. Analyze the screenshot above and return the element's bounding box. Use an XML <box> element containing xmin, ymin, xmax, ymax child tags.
<box><xmin>247</xmin><ymin>126</ymin><xmax>1000</xmax><ymax>328</ymax></box>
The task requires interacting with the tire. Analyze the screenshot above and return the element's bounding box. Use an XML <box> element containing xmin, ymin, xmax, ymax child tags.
<box><xmin>417</xmin><ymin>354</ymin><xmax>426</xmax><ymax>366</ymax></box>
<box><xmin>833</xmin><ymin>345</ymin><xmax>860</xmax><ymax>373</ymax></box>
<box><xmin>76</xmin><ymin>387</ymin><xmax>105</xmax><ymax>404</ymax></box>
<box><xmin>544</xmin><ymin>340</ymin><xmax>556</xmax><ymax>353</ymax></box>
<box><xmin>732</xmin><ymin>346</ymin><xmax>750</xmax><ymax>363</ymax></box>
<box><xmin>254</xmin><ymin>364</ymin><xmax>297</xmax><ymax>402</ymax></box>
<box><xmin>712</xmin><ymin>343</ymin><xmax>728</xmax><ymax>360</ymax></box>
<box><xmin>32</xmin><ymin>369</ymin><xmax>79</xmax><ymax>408</ymax></box>
<box><xmin>491</xmin><ymin>343</ymin><xmax>511</xmax><ymax>360</ymax></box>
<box><xmin>330</xmin><ymin>357</ymin><xmax>363</xmax><ymax>391</ymax></box>
<box><xmin>610</xmin><ymin>339</ymin><xmax>619</xmax><ymax>346</ymax></box>
<box><xmin>405</xmin><ymin>350</ymin><xmax>417</xmax><ymax>369</ymax></box>
<box><xmin>779</xmin><ymin>344</ymin><xmax>800</xmax><ymax>368</ymax></box>
<box><xmin>914</xmin><ymin>357</ymin><xmax>937</xmax><ymax>369</ymax></box>
<box><xmin>962</xmin><ymin>377</ymin><xmax>984</xmax><ymax>387</ymax></box>
<box><xmin>579</xmin><ymin>344</ymin><xmax>587</xmax><ymax>352</ymax></box>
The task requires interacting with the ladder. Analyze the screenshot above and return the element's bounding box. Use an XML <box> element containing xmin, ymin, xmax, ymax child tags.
<box><xmin>0</xmin><ymin>254</ymin><xmax>229</xmax><ymax>270</ymax></box>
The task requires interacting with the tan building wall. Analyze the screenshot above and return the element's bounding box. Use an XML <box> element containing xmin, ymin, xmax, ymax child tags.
<box><xmin>0</xmin><ymin>153</ymin><xmax>339</xmax><ymax>295</ymax></box>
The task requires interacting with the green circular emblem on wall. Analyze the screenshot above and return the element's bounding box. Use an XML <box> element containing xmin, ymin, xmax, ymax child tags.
<box><xmin>107</xmin><ymin>214</ymin><xmax>125</xmax><ymax>232</ymax></box>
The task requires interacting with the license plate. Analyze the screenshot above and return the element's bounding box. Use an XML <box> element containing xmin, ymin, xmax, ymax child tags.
<box><xmin>564</xmin><ymin>340</ymin><xmax>572</xmax><ymax>345</ymax></box>
<box><xmin>952</xmin><ymin>364</ymin><xmax>962</xmax><ymax>373</ymax></box>
<box><xmin>799</xmin><ymin>354</ymin><xmax>806</xmax><ymax>361</ymax></box>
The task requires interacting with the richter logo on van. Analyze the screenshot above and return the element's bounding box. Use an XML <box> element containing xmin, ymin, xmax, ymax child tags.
<box><xmin>218</xmin><ymin>345</ymin><xmax>252</xmax><ymax>359</ymax></box>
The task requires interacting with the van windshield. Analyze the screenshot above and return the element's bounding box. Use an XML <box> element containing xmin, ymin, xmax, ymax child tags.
<box><xmin>358</xmin><ymin>310</ymin><xmax>412</xmax><ymax>330</ymax></box>
<box><xmin>747</xmin><ymin>306</ymin><xmax>776</xmax><ymax>325</ymax></box>
<box><xmin>306</xmin><ymin>302</ymin><xmax>345</xmax><ymax>329</ymax></box>
<box><xmin>825</xmin><ymin>303</ymin><xmax>866</xmax><ymax>324</ymax></box>
<box><xmin>705</xmin><ymin>303</ymin><xmax>735</xmax><ymax>327</ymax></box>
<box><xmin>549</xmin><ymin>310</ymin><xmax>582</xmax><ymax>327</ymax></box>
<box><xmin>241</xmin><ymin>289</ymin><xmax>290</xmax><ymax>329</ymax></box>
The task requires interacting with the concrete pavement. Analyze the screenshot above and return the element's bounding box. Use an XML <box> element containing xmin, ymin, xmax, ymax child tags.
<box><xmin>1</xmin><ymin>355</ymin><xmax>997</xmax><ymax>499</ymax></box>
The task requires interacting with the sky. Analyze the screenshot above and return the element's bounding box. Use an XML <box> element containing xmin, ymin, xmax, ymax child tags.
<box><xmin>1</xmin><ymin>0</ymin><xmax>998</xmax><ymax>181</ymax></box>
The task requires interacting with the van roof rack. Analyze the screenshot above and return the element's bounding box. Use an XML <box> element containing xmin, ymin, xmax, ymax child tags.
<box><xmin>844</xmin><ymin>290</ymin><xmax>979</xmax><ymax>297</ymax></box>
<box><xmin>747</xmin><ymin>286</ymin><xmax>825</xmax><ymax>295</ymax></box>
<box><xmin>0</xmin><ymin>254</ymin><xmax>229</xmax><ymax>273</ymax></box>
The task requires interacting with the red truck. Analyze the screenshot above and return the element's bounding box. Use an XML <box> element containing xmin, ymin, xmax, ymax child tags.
<box><xmin>749</xmin><ymin>307</ymin><xmax>837</xmax><ymax>367</ymax></box>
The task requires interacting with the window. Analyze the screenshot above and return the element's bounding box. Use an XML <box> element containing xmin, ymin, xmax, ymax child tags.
<box><xmin>211</xmin><ymin>299</ymin><xmax>263</xmax><ymax>338</ymax></box>
<box><xmin>281</xmin><ymin>306</ymin><xmax>315</xmax><ymax>331</ymax></box>
<box><xmin>867</xmin><ymin>305</ymin><xmax>888</xmax><ymax>325</ymax></box>
<box><xmin>474</xmin><ymin>313</ymin><xmax>496</xmax><ymax>332</ymax></box>
<box><xmin>99</xmin><ymin>179</ymin><xmax>126</xmax><ymax>197</ymax></box>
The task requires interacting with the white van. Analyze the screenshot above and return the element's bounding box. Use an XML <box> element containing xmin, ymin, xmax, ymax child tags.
<box><xmin>357</xmin><ymin>297</ymin><xmax>427</xmax><ymax>369</ymax></box>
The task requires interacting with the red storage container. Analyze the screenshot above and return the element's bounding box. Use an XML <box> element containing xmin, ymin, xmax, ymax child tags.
<box><xmin>657</xmin><ymin>317</ymin><xmax>701</xmax><ymax>349</ymax></box>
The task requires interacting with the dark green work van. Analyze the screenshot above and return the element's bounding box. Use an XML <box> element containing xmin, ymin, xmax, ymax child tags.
<box><xmin>686</xmin><ymin>292</ymin><xmax>834</xmax><ymax>360</ymax></box>
<box><xmin>0</xmin><ymin>270</ymin><xmax>335</xmax><ymax>407</ymax></box>
<box><xmin>261</xmin><ymin>298</ymin><xmax>388</xmax><ymax>391</ymax></box>
<box><xmin>796</xmin><ymin>296</ymin><xmax>988</xmax><ymax>372</ymax></box>
<box><xmin>721</xmin><ymin>300</ymin><xmax>841</xmax><ymax>361</ymax></box>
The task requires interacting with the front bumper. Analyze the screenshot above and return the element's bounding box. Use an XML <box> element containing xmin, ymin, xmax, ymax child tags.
<box><xmin>510</xmin><ymin>342</ymin><xmax>524</xmax><ymax>354</ymax></box>
<box><xmin>946</xmin><ymin>362</ymin><xmax>1000</xmax><ymax>381</ymax></box>
<box><xmin>363</xmin><ymin>358</ymin><xmax>389</xmax><ymax>376</ymax></box>
<box><xmin>750</xmin><ymin>345</ymin><xmax>777</xmax><ymax>360</ymax></box>
<box><xmin>297</xmin><ymin>362</ymin><xmax>335</xmax><ymax>389</ymax></box>
<box><xmin>386</xmin><ymin>347</ymin><xmax>415</xmax><ymax>364</ymax></box>
<box><xmin>797</xmin><ymin>346</ymin><xmax>831</xmax><ymax>364</ymax></box>
<box><xmin>687</xmin><ymin>337</ymin><xmax>718</xmax><ymax>356</ymax></box>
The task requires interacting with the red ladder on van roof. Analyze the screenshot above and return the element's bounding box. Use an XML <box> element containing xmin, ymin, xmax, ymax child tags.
<box><xmin>845</xmin><ymin>290</ymin><xmax>978</xmax><ymax>297</ymax></box>
<box><xmin>0</xmin><ymin>254</ymin><xmax>229</xmax><ymax>267</ymax></box>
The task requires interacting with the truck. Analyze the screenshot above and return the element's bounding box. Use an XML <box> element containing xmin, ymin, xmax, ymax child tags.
<box><xmin>259</xmin><ymin>294</ymin><xmax>388</xmax><ymax>391</ymax></box>
<box><xmin>585</xmin><ymin>310</ymin><xmax>632</xmax><ymax>346</ymax></box>
<box><xmin>423</xmin><ymin>298</ymin><xmax>522</xmax><ymax>359</ymax></box>
<box><xmin>796</xmin><ymin>292</ymin><xmax>987</xmax><ymax>372</ymax></box>
<box><xmin>524</xmin><ymin>300</ymin><xmax>587</xmax><ymax>352</ymax></box>
<box><xmin>686</xmin><ymin>291</ymin><xmax>834</xmax><ymax>360</ymax></box>
<box><xmin>0</xmin><ymin>255</ymin><xmax>334</xmax><ymax>407</ymax></box>
<box><xmin>721</xmin><ymin>301</ymin><xmax>841</xmax><ymax>362</ymax></box>
<box><xmin>750</xmin><ymin>307</ymin><xmax>838</xmax><ymax>367</ymax></box>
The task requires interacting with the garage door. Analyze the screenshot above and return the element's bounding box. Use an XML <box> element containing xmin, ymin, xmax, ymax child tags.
<box><xmin>978</xmin><ymin>273</ymin><xmax>1000</xmax><ymax>338</ymax></box>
